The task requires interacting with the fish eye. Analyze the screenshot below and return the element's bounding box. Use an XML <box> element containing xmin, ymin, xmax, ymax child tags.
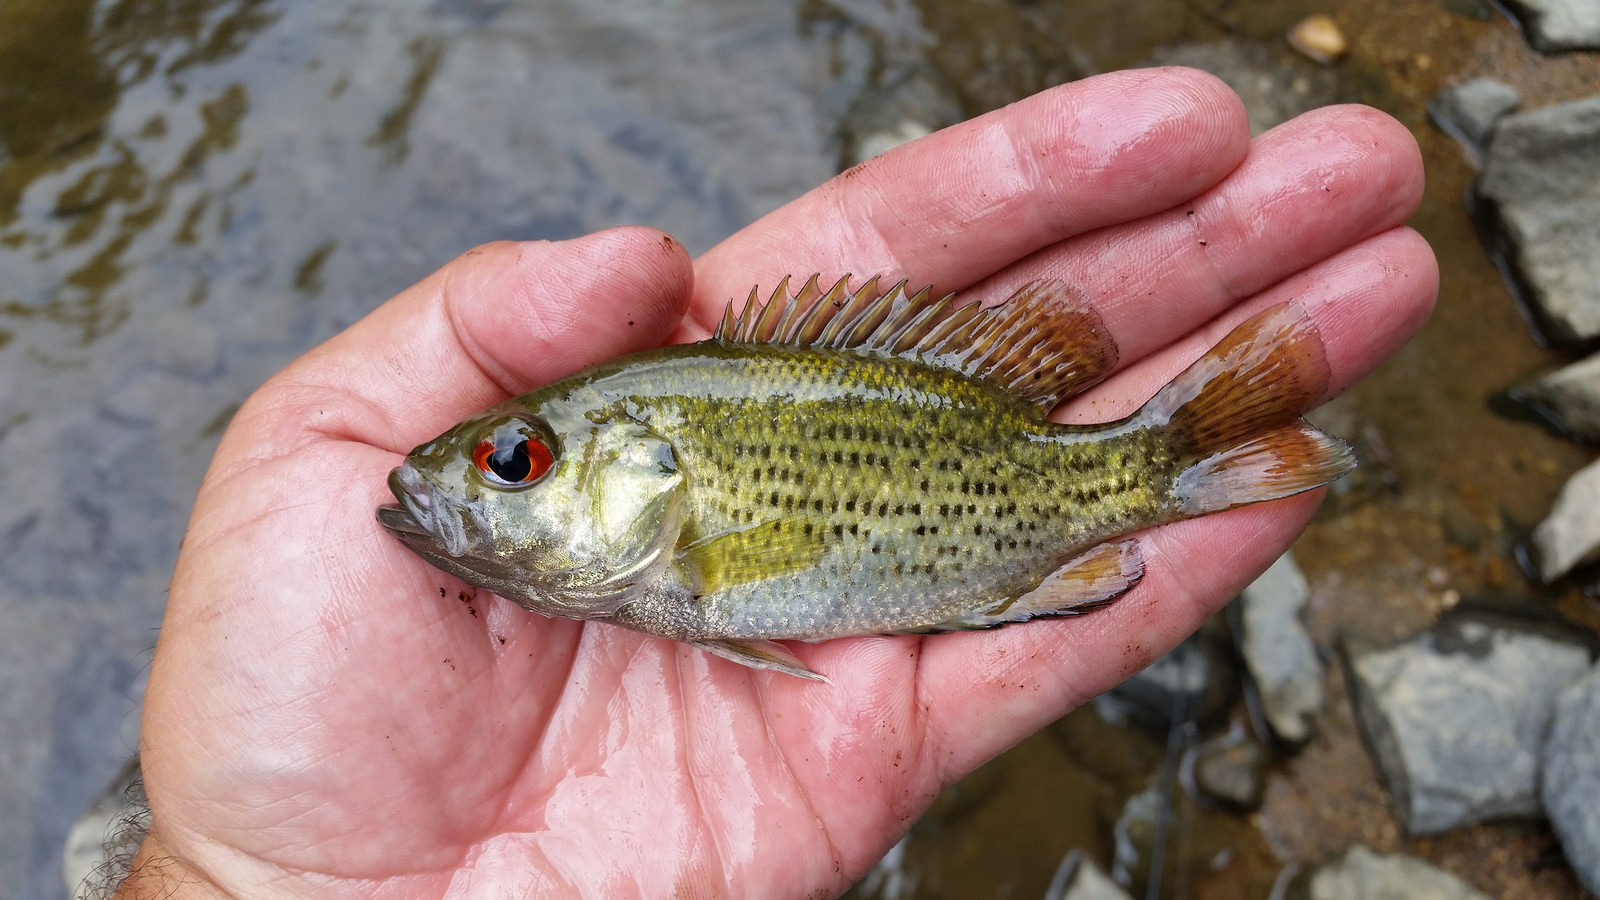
<box><xmin>472</xmin><ymin>417</ymin><xmax>556</xmax><ymax>487</ymax></box>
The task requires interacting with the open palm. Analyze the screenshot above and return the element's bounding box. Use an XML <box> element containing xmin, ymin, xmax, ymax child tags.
<box><xmin>132</xmin><ymin>68</ymin><xmax>1435</xmax><ymax>898</ymax></box>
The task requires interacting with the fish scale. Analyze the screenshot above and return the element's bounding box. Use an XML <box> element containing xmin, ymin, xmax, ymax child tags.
<box><xmin>579</xmin><ymin>342</ymin><xmax>1184</xmax><ymax>640</ymax></box>
<box><xmin>380</xmin><ymin>276</ymin><xmax>1354</xmax><ymax>680</ymax></box>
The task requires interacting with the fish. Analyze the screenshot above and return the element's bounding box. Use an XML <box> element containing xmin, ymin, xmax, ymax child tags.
<box><xmin>378</xmin><ymin>275</ymin><xmax>1354</xmax><ymax>680</ymax></box>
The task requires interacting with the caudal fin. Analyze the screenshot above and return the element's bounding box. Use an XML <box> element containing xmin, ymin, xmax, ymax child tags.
<box><xmin>1137</xmin><ymin>303</ymin><xmax>1356</xmax><ymax>516</ymax></box>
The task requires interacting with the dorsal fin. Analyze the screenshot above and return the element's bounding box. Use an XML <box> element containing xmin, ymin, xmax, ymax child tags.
<box><xmin>712</xmin><ymin>275</ymin><xmax>1117</xmax><ymax>409</ymax></box>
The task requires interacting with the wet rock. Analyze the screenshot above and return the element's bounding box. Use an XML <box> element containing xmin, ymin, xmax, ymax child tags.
<box><xmin>1501</xmin><ymin>0</ymin><xmax>1600</xmax><ymax>52</ymax></box>
<box><xmin>1094</xmin><ymin>628</ymin><xmax>1236</xmax><ymax>732</ymax></box>
<box><xmin>1045</xmin><ymin>850</ymin><xmax>1132</xmax><ymax>900</ymax></box>
<box><xmin>1543</xmin><ymin>663</ymin><xmax>1600</xmax><ymax>894</ymax></box>
<box><xmin>1429</xmin><ymin>77</ymin><xmax>1520</xmax><ymax>157</ymax></box>
<box><xmin>1308</xmin><ymin>844</ymin><xmax>1491</xmax><ymax>900</ymax></box>
<box><xmin>1526</xmin><ymin>458</ymin><xmax>1600</xmax><ymax>582</ymax></box>
<box><xmin>1476</xmin><ymin>95</ymin><xmax>1600</xmax><ymax>344</ymax></box>
<box><xmin>1188</xmin><ymin>729</ymin><xmax>1267</xmax><ymax>811</ymax></box>
<box><xmin>838</xmin><ymin>64</ymin><xmax>961</xmax><ymax>170</ymax></box>
<box><xmin>1287</xmin><ymin>14</ymin><xmax>1348</xmax><ymax>64</ymax></box>
<box><xmin>847</xmin><ymin>120</ymin><xmax>933</xmax><ymax>166</ymax></box>
<box><xmin>1347</xmin><ymin>618</ymin><xmax>1592</xmax><ymax>835</ymax></box>
<box><xmin>1509</xmin><ymin>351</ymin><xmax>1600</xmax><ymax>443</ymax></box>
<box><xmin>1235</xmin><ymin>551</ymin><xmax>1323</xmax><ymax>746</ymax></box>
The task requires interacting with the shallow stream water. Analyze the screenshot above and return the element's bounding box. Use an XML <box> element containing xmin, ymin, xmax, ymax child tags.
<box><xmin>2</xmin><ymin>1</ymin><xmax>1597</xmax><ymax>898</ymax></box>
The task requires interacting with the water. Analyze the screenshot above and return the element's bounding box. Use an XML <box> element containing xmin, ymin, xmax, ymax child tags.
<box><xmin>2</xmin><ymin>1</ymin><xmax>1597</xmax><ymax>898</ymax></box>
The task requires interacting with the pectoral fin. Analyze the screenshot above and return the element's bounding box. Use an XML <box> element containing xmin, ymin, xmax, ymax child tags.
<box><xmin>677</xmin><ymin>519</ymin><xmax>828</xmax><ymax>595</ymax></box>
<box><xmin>693</xmin><ymin>638</ymin><xmax>829</xmax><ymax>682</ymax></box>
<box><xmin>933</xmin><ymin>539</ymin><xmax>1144</xmax><ymax>630</ymax></box>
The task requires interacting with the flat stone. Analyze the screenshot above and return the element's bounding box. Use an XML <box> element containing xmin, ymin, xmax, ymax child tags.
<box><xmin>1236</xmin><ymin>552</ymin><xmax>1324</xmax><ymax>745</ymax></box>
<box><xmin>1309</xmin><ymin>844</ymin><xmax>1492</xmax><ymax>900</ymax></box>
<box><xmin>1527</xmin><ymin>458</ymin><xmax>1600</xmax><ymax>582</ymax></box>
<box><xmin>1509</xmin><ymin>351</ymin><xmax>1600</xmax><ymax>442</ymax></box>
<box><xmin>1429</xmin><ymin>77</ymin><xmax>1520</xmax><ymax>156</ymax></box>
<box><xmin>1543</xmin><ymin>663</ymin><xmax>1600</xmax><ymax>895</ymax></box>
<box><xmin>1501</xmin><ymin>0</ymin><xmax>1600</xmax><ymax>52</ymax></box>
<box><xmin>1347</xmin><ymin>618</ymin><xmax>1592</xmax><ymax>835</ymax></box>
<box><xmin>1476</xmin><ymin>95</ymin><xmax>1600</xmax><ymax>343</ymax></box>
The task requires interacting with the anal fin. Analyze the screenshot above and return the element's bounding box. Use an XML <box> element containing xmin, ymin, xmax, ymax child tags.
<box><xmin>934</xmin><ymin>539</ymin><xmax>1144</xmax><ymax>630</ymax></box>
<box><xmin>693</xmin><ymin>638</ymin><xmax>829</xmax><ymax>682</ymax></box>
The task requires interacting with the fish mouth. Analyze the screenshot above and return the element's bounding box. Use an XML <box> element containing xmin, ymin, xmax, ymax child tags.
<box><xmin>379</xmin><ymin>465</ymin><xmax>472</xmax><ymax>557</ymax></box>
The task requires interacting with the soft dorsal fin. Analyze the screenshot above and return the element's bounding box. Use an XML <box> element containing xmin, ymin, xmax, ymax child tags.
<box><xmin>713</xmin><ymin>275</ymin><xmax>1117</xmax><ymax>410</ymax></box>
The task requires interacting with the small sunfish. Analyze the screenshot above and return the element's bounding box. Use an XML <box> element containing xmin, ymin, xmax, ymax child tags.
<box><xmin>378</xmin><ymin>276</ymin><xmax>1353</xmax><ymax>680</ymax></box>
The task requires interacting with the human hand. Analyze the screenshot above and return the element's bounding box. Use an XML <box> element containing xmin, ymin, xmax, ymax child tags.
<box><xmin>127</xmin><ymin>67</ymin><xmax>1433</xmax><ymax>898</ymax></box>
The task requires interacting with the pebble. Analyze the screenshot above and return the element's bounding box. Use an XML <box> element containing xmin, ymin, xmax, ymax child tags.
<box><xmin>1526</xmin><ymin>458</ymin><xmax>1600</xmax><ymax>582</ymax></box>
<box><xmin>1428</xmin><ymin>77</ymin><xmax>1520</xmax><ymax>159</ymax></box>
<box><xmin>1308</xmin><ymin>844</ymin><xmax>1492</xmax><ymax>900</ymax></box>
<box><xmin>1508</xmin><ymin>350</ymin><xmax>1600</xmax><ymax>443</ymax></box>
<box><xmin>1287</xmin><ymin>14</ymin><xmax>1348</xmax><ymax>64</ymax></box>
<box><xmin>1500</xmin><ymin>0</ymin><xmax>1600</xmax><ymax>52</ymax></box>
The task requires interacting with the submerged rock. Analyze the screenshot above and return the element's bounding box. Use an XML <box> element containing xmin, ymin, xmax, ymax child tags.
<box><xmin>1141</xmin><ymin>40</ymin><xmax>1339</xmax><ymax>135</ymax></box>
<box><xmin>1501</xmin><ymin>0</ymin><xmax>1600</xmax><ymax>52</ymax></box>
<box><xmin>1189</xmin><ymin>728</ymin><xmax>1267</xmax><ymax>811</ymax></box>
<box><xmin>1347</xmin><ymin>618</ymin><xmax>1592</xmax><ymax>835</ymax></box>
<box><xmin>1526</xmin><ymin>458</ymin><xmax>1600</xmax><ymax>582</ymax></box>
<box><xmin>1543</xmin><ymin>663</ymin><xmax>1600</xmax><ymax>895</ymax></box>
<box><xmin>1045</xmin><ymin>850</ymin><xmax>1132</xmax><ymax>900</ymax></box>
<box><xmin>1429</xmin><ymin>77</ymin><xmax>1520</xmax><ymax>158</ymax></box>
<box><xmin>1094</xmin><ymin>629</ymin><xmax>1236</xmax><ymax>731</ymax></box>
<box><xmin>1476</xmin><ymin>95</ymin><xmax>1600</xmax><ymax>343</ymax></box>
<box><xmin>1308</xmin><ymin>844</ymin><xmax>1491</xmax><ymax>900</ymax></box>
<box><xmin>1509</xmin><ymin>351</ymin><xmax>1600</xmax><ymax>442</ymax></box>
<box><xmin>62</xmin><ymin>755</ymin><xmax>143</xmax><ymax>898</ymax></box>
<box><xmin>1235</xmin><ymin>551</ymin><xmax>1324</xmax><ymax>746</ymax></box>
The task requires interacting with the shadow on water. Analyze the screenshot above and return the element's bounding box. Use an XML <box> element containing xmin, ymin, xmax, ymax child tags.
<box><xmin>2</xmin><ymin>0</ymin><xmax>1598</xmax><ymax>898</ymax></box>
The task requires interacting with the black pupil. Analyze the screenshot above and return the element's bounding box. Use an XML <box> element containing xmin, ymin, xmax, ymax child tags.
<box><xmin>489</xmin><ymin>439</ymin><xmax>532</xmax><ymax>482</ymax></box>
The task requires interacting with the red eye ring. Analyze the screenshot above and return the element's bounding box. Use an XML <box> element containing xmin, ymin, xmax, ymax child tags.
<box><xmin>473</xmin><ymin>434</ymin><xmax>554</xmax><ymax>486</ymax></box>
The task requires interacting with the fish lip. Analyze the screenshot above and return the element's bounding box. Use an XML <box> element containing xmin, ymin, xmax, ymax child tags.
<box><xmin>382</xmin><ymin>465</ymin><xmax>471</xmax><ymax>557</ymax></box>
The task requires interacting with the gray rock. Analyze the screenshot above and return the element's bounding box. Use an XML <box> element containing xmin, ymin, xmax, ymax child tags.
<box><xmin>1045</xmin><ymin>850</ymin><xmax>1132</xmax><ymax>900</ymax></box>
<box><xmin>847</xmin><ymin>120</ymin><xmax>933</xmax><ymax>167</ymax></box>
<box><xmin>62</xmin><ymin>757</ymin><xmax>142</xmax><ymax>900</ymax></box>
<box><xmin>1236</xmin><ymin>552</ymin><xmax>1324</xmax><ymax>745</ymax></box>
<box><xmin>1477</xmin><ymin>95</ymin><xmax>1600</xmax><ymax>343</ymax></box>
<box><xmin>1308</xmin><ymin>844</ymin><xmax>1491</xmax><ymax>900</ymax></box>
<box><xmin>1543</xmin><ymin>663</ymin><xmax>1600</xmax><ymax>895</ymax></box>
<box><xmin>1510</xmin><ymin>351</ymin><xmax>1600</xmax><ymax>442</ymax></box>
<box><xmin>1094</xmin><ymin>629</ymin><xmax>1236</xmax><ymax>731</ymax></box>
<box><xmin>1501</xmin><ymin>0</ymin><xmax>1600</xmax><ymax>52</ymax></box>
<box><xmin>1527</xmin><ymin>458</ymin><xmax>1600</xmax><ymax>582</ymax></box>
<box><xmin>1429</xmin><ymin>77</ymin><xmax>1520</xmax><ymax>157</ymax></box>
<box><xmin>1189</xmin><ymin>730</ymin><xmax>1267</xmax><ymax>811</ymax></box>
<box><xmin>1347</xmin><ymin>618</ymin><xmax>1592</xmax><ymax>835</ymax></box>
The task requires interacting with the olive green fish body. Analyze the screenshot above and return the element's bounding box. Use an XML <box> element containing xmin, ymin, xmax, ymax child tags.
<box><xmin>380</xmin><ymin>276</ymin><xmax>1353</xmax><ymax>679</ymax></box>
<box><xmin>552</xmin><ymin>344</ymin><xmax>1173</xmax><ymax>640</ymax></box>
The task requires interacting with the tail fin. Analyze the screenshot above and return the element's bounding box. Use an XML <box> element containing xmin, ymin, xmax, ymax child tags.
<box><xmin>1137</xmin><ymin>303</ymin><xmax>1356</xmax><ymax>516</ymax></box>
